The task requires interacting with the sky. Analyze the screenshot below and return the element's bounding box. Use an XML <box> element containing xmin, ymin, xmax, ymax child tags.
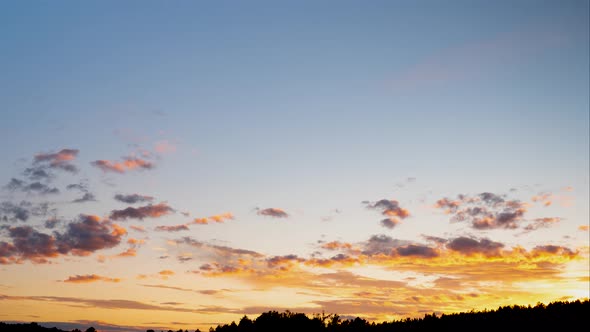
<box><xmin>0</xmin><ymin>0</ymin><xmax>589</xmax><ymax>331</ymax></box>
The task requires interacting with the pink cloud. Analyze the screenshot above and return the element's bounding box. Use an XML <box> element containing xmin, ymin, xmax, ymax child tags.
<box><xmin>154</xmin><ymin>140</ymin><xmax>177</xmax><ymax>154</ymax></box>
<box><xmin>91</xmin><ymin>157</ymin><xmax>154</xmax><ymax>174</ymax></box>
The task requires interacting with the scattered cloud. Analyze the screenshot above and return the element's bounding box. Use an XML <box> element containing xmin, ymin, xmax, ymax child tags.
<box><xmin>56</xmin><ymin>215</ymin><xmax>127</xmax><ymax>257</ymax></box>
<box><xmin>1</xmin><ymin>201</ymin><xmax>52</xmax><ymax>223</ymax></box>
<box><xmin>421</xmin><ymin>235</ymin><xmax>448</xmax><ymax>245</ymax></box>
<box><xmin>380</xmin><ymin>217</ymin><xmax>401</xmax><ymax>229</ymax></box>
<box><xmin>523</xmin><ymin>217</ymin><xmax>562</xmax><ymax>232</ymax></box>
<box><xmin>44</xmin><ymin>218</ymin><xmax>60</xmax><ymax>229</ymax></box>
<box><xmin>0</xmin><ymin>215</ymin><xmax>126</xmax><ymax>264</ymax></box>
<box><xmin>72</xmin><ymin>193</ymin><xmax>97</xmax><ymax>203</ymax></box>
<box><xmin>33</xmin><ymin>149</ymin><xmax>79</xmax><ymax>173</ymax></box>
<box><xmin>1</xmin><ymin>201</ymin><xmax>32</xmax><ymax>222</ymax></box>
<box><xmin>5</xmin><ymin>179</ymin><xmax>59</xmax><ymax>195</ymax></box>
<box><xmin>155</xmin><ymin>224</ymin><xmax>190</xmax><ymax>232</ymax></box>
<box><xmin>446</xmin><ymin>236</ymin><xmax>504</xmax><ymax>257</ymax></box>
<box><xmin>23</xmin><ymin>167</ymin><xmax>52</xmax><ymax>180</ymax></box>
<box><xmin>114</xmin><ymin>194</ymin><xmax>154</xmax><ymax>204</ymax></box>
<box><xmin>63</xmin><ymin>274</ymin><xmax>121</xmax><ymax>283</ymax></box>
<box><xmin>394</xmin><ymin>244</ymin><xmax>439</xmax><ymax>258</ymax></box>
<box><xmin>158</xmin><ymin>270</ymin><xmax>175</xmax><ymax>279</ymax></box>
<box><xmin>176</xmin><ymin>237</ymin><xmax>264</xmax><ymax>262</ymax></box>
<box><xmin>4</xmin><ymin>178</ymin><xmax>25</xmax><ymax>191</ymax></box>
<box><xmin>110</xmin><ymin>202</ymin><xmax>173</xmax><ymax>220</ymax></box>
<box><xmin>364</xmin><ymin>199</ymin><xmax>410</xmax><ymax>228</ymax></box>
<box><xmin>256</xmin><ymin>208</ymin><xmax>288</xmax><ymax>218</ymax></box>
<box><xmin>115</xmin><ymin>248</ymin><xmax>137</xmax><ymax>258</ymax></box>
<box><xmin>129</xmin><ymin>225</ymin><xmax>147</xmax><ymax>232</ymax></box>
<box><xmin>365</xmin><ymin>199</ymin><xmax>410</xmax><ymax>219</ymax></box>
<box><xmin>266</xmin><ymin>254</ymin><xmax>305</xmax><ymax>268</ymax></box>
<box><xmin>361</xmin><ymin>234</ymin><xmax>410</xmax><ymax>255</ymax></box>
<box><xmin>66</xmin><ymin>183</ymin><xmax>88</xmax><ymax>192</ymax></box>
<box><xmin>435</xmin><ymin>192</ymin><xmax>527</xmax><ymax>230</ymax></box>
<box><xmin>91</xmin><ymin>157</ymin><xmax>154</xmax><ymax>174</ymax></box>
<box><xmin>320</xmin><ymin>241</ymin><xmax>353</xmax><ymax>251</ymax></box>
<box><xmin>192</xmin><ymin>212</ymin><xmax>234</xmax><ymax>225</ymax></box>
<box><xmin>531</xmin><ymin>193</ymin><xmax>553</xmax><ymax>206</ymax></box>
<box><xmin>154</xmin><ymin>140</ymin><xmax>177</xmax><ymax>154</ymax></box>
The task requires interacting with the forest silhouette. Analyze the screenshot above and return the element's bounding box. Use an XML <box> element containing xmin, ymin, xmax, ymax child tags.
<box><xmin>1</xmin><ymin>299</ymin><xmax>588</xmax><ymax>332</ymax></box>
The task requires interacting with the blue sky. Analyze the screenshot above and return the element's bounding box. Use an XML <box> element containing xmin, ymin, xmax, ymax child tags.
<box><xmin>0</xmin><ymin>1</ymin><xmax>588</xmax><ymax>331</ymax></box>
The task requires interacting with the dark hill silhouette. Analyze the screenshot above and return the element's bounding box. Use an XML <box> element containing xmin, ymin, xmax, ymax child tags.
<box><xmin>1</xmin><ymin>299</ymin><xmax>588</xmax><ymax>332</ymax></box>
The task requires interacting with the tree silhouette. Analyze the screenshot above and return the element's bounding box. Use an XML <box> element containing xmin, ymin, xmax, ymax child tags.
<box><xmin>1</xmin><ymin>299</ymin><xmax>588</xmax><ymax>332</ymax></box>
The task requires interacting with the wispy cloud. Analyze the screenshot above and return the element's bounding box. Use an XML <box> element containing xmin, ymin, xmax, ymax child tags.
<box><xmin>63</xmin><ymin>274</ymin><xmax>121</xmax><ymax>283</ymax></box>
<box><xmin>5</xmin><ymin>179</ymin><xmax>59</xmax><ymax>195</ymax></box>
<box><xmin>1</xmin><ymin>201</ymin><xmax>52</xmax><ymax>222</ymax></box>
<box><xmin>523</xmin><ymin>217</ymin><xmax>562</xmax><ymax>232</ymax></box>
<box><xmin>388</xmin><ymin>23</ymin><xmax>569</xmax><ymax>92</ymax></box>
<box><xmin>155</xmin><ymin>224</ymin><xmax>189</xmax><ymax>232</ymax></box>
<box><xmin>129</xmin><ymin>225</ymin><xmax>146</xmax><ymax>232</ymax></box>
<box><xmin>140</xmin><ymin>284</ymin><xmax>228</xmax><ymax>296</ymax></box>
<box><xmin>91</xmin><ymin>157</ymin><xmax>154</xmax><ymax>174</ymax></box>
<box><xmin>33</xmin><ymin>148</ymin><xmax>79</xmax><ymax>173</ymax></box>
<box><xmin>154</xmin><ymin>140</ymin><xmax>177</xmax><ymax>154</ymax></box>
<box><xmin>256</xmin><ymin>208</ymin><xmax>288</xmax><ymax>218</ymax></box>
<box><xmin>192</xmin><ymin>212</ymin><xmax>234</xmax><ymax>225</ymax></box>
<box><xmin>320</xmin><ymin>241</ymin><xmax>354</xmax><ymax>251</ymax></box>
<box><xmin>531</xmin><ymin>193</ymin><xmax>553</xmax><ymax>207</ymax></box>
<box><xmin>114</xmin><ymin>194</ymin><xmax>154</xmax><ymax>204</ymax></box>
<box><xmin>110</xmin><ymin>203</ymin><xmax>173</xmax><ymax>221</ymax></box>
<box><xmin>72</xmin><ymin>193</ymin><xmax>97</xmax><ymax>203</ymax></box>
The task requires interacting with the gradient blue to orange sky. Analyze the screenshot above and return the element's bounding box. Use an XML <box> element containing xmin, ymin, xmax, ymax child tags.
<box><xmin>1</xmin><ymin>1</ymin><xmax>589</xmax><ymax>331</ymax></box>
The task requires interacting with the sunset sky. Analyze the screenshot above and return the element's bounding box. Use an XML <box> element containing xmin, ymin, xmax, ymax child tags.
<box><xmin>1</xmin><ymin>1</ymin><xmax>589</xmax><ymax>331</ymax></box>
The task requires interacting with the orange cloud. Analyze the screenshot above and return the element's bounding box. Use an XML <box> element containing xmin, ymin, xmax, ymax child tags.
<box><xmin>192</xmin><ymin>212</ymin><xmax>234</xmax><ymax>225</ymax></box>
<box><xmin>63</xmin><ymin>274</ymin><xmax>121</xmax><ymax>283</ymax></box>
<box><xmin>366</xmin><ymin>199</ymin><xmax>410</xmax><ymax>218</ymax></box>
<box><xmin>434</xmin><ymin>198</ymin><xmax>462</xmax><ymax>214</ymax></box>
<box><xmin>130</xmin><ymin>225</ymin><xmax>146</xmax><ymax>232</ymax></box>
<box><xmin>116</xmin><ymin>248</ymin><xmax>137</xmax><ymax>257</ymax></box>
<box><xmin>306</xmin><ymin>254</ymin><xmax>361</xmax><ymax>268</ymax></box>
<box><xmin>157</xmin><ymin>270</ymin><xmax>175</xmax><ymax>279</ymax></box>
<box><xmin>194</xmin><ymin>233</ymin><xmax>583</xmax><ymax>288</ymax></box>
<box><xmin>127</xmin><ymin>238</ymin><xmax>146</xmax><ymax>246</ymax></box>
<box><xmin>209</xmin><ymin>212</ymin><xmax>234</xmax><ymax>222</ymax></box>
<box><xmin>321</xmin><ymin>241</ymin><xmax>354</xmax><ymax>251</ymax></box>
<box><xmin>532</xmin><ymin>193</ymin><xmax>553</xmax><ymax>206</ymax></box>
<box><xmin>266</xmin><ymin>255</ymin><xmax>305</xmax><ymax>268</ymax></box>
